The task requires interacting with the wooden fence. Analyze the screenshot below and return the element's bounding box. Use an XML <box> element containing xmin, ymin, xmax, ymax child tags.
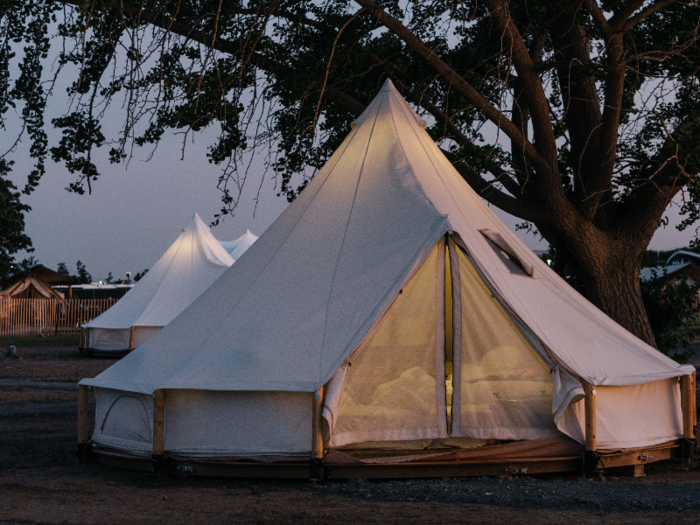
<box><xmin>0</xmin><ymin>297</ymin><xmax>117</xmax><ymax>337</ymax></box>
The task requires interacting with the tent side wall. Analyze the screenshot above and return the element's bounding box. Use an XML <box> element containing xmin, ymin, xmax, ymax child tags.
<box><xmin>92</xmin><ymin>387</ymin><xmax>154</xmax><ymax>455</ymax></box>
<box><xmin>88</xmin><ymin>327</ymin><xmax>162</xmax><ymax>353</ymax></box>
<box><xmin>91</xmin><ymin>387</ymin><xmax>313</xmax><ymax>457</ymax></box>
<box><xmin>556</xmin><ymin>378</ymin><xmax>684</xmax><ymax>449</ymax></box>
<box><xmin>164</xmin><ymin>390</ymin><xmax>312</xmax><ymax>456</ymax></box>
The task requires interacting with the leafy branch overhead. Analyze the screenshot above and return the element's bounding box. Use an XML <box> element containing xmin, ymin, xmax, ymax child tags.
<box><xmin>2</xmin><ymin>0</ymin><xmax>700</xmax><ymax>346</ymax></box>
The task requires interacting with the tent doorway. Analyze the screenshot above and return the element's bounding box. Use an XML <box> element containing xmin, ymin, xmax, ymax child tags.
<box><xmin>323</xmin><ymin>235</ymin><xmax>558</xmax><ymax>451</ymax></box>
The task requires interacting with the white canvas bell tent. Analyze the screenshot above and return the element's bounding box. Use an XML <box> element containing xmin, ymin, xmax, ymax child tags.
<box><xmin>80</xmin><ymin>80</ymin><xmax>695</xmax><ymax>472</ymax></box>
<box><xmin>82</xmin><ymin>214</ymin><xmax>234</xmax><ymax>355</ymax></box>
<box><xmin>219</xmin><ymin>229</ymin><xmax>258</xmax><ymax>260</ymax></box>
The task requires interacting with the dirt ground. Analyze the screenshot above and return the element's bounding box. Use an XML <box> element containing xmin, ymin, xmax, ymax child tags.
<box><xmin>1</xmin><ymin>338</ymin><xmax>700</xmax><ymax>524</ymax></box>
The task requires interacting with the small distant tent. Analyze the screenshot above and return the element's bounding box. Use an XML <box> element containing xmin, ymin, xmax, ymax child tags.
<box><xmin>81</xmin><ymin>81</ymin><xmax>696</xmax><ymax>477</ymax></box>
<box><xmin>1</xmin><ymin>265</ymin><xmax>77</xmax><ymax>299</ymax></box>
<box><xmin>219</xmin><ymin>229</ymin><xmax>258</xmax><ymax>260</ymax></box>
<box><xmin>82</xmin><ymin>214</ymin><xmax>233</xmax><ymax>355</ymax></box>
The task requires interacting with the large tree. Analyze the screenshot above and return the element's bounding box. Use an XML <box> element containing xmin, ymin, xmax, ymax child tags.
<box><xmin>2</xmin><ymin>0</ymin><xmax>700</xmax><ymax>346</ymax></box>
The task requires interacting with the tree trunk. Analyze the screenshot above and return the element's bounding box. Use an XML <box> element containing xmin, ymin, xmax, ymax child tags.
<box><xmin>577</xmin><ymin>255</ymin><xmax>656</xmax><ymax>348</ymax></box>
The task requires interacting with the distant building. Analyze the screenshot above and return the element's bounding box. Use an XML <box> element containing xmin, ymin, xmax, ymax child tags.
<box><xmin>54</xmin><ymin>283</ymin><xmax>134</xmax><ymax>300</ymax></box>
<box><xmin>640</xmin><ymin>261</ymin><xmax>700</xmax><ymax>285</ymax></box>
<box><xmin>665</xmin><ymin>250</ymin><xmax>700</xmax><ymax>267</ymax></box>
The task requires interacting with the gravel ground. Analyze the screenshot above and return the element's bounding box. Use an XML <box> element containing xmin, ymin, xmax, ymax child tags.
<box><xmin>0</xmin><ymin>338</ymin><xmax>699</xmax><ymax>524</ymax></box>
<box><xmin>317</xmin><ymin>470</ymin><xmax>700</xmax><ymax>512</ymax></box>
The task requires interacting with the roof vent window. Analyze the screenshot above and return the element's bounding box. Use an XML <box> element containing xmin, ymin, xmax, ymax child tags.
<box><xmin>479</xmin><ymin>229</ymin><xmax>535</xmax><ymax>277</ymax></box>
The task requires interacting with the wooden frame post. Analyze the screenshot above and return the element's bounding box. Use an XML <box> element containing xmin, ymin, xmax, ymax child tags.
<box><xmin>694</xmin><ymin>372</ymin><xmax>697</xmax><ymax>429</ymax></box>
<box><xmin>311</xmin><ymin>386</ymin><xmax>325</xmax><ymax>481</ymax></box>
<box><xmin>83</xmin><ymin>327</ymin><xmax>90</xmax><ymax>355</ymax></box>
<box><xmin>681</xmin><ymin>374</ymin><xmax>697</xmax><ymax>469</ymax></box>
<box><xmin>77</xmin><ymin>384</ymin><xmax>90</xmax><ymax>462</ymax></box>
<box><xmin>583</xmin><ymin>382</ymin><xmax>597</xmax><ymax>474</ymax></box>
<box><xmin>129</xmin><ymin>326</ymin><xmax>135</xmax><ymax>351</ymax></box>
<box><xmin>152</xmin><ymin>389</ymin><xmax>165</xmax><ymax>473</ymax></box>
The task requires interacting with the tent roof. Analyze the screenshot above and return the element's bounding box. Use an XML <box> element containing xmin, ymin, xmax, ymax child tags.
<box><xmin>2</xmin><ymin>274</ymin><xmax>64</xmax><ymax>299</ymax></box>
<box><xmin>85</xmin><ymin>213</ymin><xmax>233</xmax><ymax>330</ymax></box>
<box><xmin>84</xmin><ymin>80</ymin><xmax>693</xmax><ymax>394</ymax></box>
<box><xmin>31</xmin><ymin>265</ymin><xmax>79</xmax><ymax>286</ymax></box>
<box><xmin>219</xmin><ymin>229</ymin><xmax>259</xmax><ymax>260</ymax></box>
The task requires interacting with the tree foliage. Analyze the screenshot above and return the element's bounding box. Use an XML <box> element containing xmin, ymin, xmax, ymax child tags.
<box><xmin>0</xmin><ymin>159</ymin><xmax>32</xmax><ymax>280</ymax></box>
<box><xmin>75</xmin><ymin>260</ymin><xmax>92</xmax><ymax>284</ymax></box>
<box><xmin>641</xmin><ymin>268</ymin><xmax>700</xmax><ymax>362</ymax></box>
<box><xmin>2</xmin><ymin>0</ymin><xmax>700</xmax><ymax>345</ymax></box>
<box><xmin>56</xmin><ymin>262</ymin><xmax>70</xmax><ymax>276</ymax></box>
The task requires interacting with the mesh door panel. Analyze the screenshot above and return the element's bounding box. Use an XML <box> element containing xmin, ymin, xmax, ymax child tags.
<box><xmin>452</xmin><ymin>246</ymin><xmax>557</xmax><ymax>440</ymax></box>
<box><xmin>331</xmin><ymin>243</ymin><xmax>446</xmax><ymax>446</ymax></box>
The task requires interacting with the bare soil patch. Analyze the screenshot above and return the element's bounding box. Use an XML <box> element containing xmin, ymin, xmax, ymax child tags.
<box><xmin>0</xmin><ymin>336</ymin><xmax>117</xmax><ymax>382</ymax></box>
<box><xmin>0</xmin><ymin>339</ymin><xmax>699</xmax><ymax>524</ymax></box>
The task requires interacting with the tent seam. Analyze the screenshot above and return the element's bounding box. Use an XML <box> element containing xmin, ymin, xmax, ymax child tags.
<box><xmin>318</xmin><ymin>98</ymin><xmax>383</xmax><ymax>382</ymax></box>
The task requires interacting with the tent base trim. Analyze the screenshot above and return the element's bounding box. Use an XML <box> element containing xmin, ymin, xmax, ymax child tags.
<box><xmin>86</xmin><ymin>440</ymin><xmax>683</xmax><ymax>480</ymax></box>
<box><xmin>84</xmin><ymin>348</ymin><xmax>134</xmax><ymax>358</ymax></box>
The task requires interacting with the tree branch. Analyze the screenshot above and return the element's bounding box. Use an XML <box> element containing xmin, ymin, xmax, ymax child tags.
<box><xmin>482</xmin><ymin>0</ymin><xmax>559</xmax><ymax>170</ymax></box>
<box><xmin>352</xmin><ymin>0</ymin><xmax>554</xmax><ymax>177</ymax></box>
<box><xmin>450</xmin><ymin>159</ymin><xmax>548</xmax><ymax>223</ymax></box>
<box><xmin>582</xmin><ymin>0</ymin><xmax>612</xmax><ymax>40</ymax></box>
<box><xmin>617</xmin><ymin>0</ymin><xmax>679</xmax><ymax>33</ymax></box>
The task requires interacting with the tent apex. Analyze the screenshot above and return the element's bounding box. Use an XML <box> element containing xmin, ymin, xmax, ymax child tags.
<box><xmin>380</xmin><ymin>77</ymin><xmax>396</xmax><ymax>92</ymax></box>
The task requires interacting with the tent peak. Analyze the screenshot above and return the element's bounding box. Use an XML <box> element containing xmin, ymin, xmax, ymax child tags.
<box><xmin>380</xmin><ymin>78</ymin><xmax>397</xmax><ymax>92</ymax></box>
<box><xmin>185</xmin><ymin>213</ymin><xmax>213</xmax><ymax>234</ymax></box>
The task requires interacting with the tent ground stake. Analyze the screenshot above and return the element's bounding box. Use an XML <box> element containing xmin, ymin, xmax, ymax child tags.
<box><xmin>584</xmin><ymin>381</ymin><xmax>598</xmax><ymax>475</ymax></box>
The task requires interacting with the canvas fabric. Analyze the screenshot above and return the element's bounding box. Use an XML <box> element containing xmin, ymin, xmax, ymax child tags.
<box><xmin>328</xmin><ymin>243</ymin><xmax>447</xmax><ymax>447</ymax></box>
<box><xmin>219</xmin><ymin>230</ymin><xmax>258</xmax><ymax>260</ymax></box>
<box><xmin>82</xmin><ymin>80</ymin><xmax>693</xmax><ymax>453</ymax></box>
<box><xmin>92</xmin><ymin>387</ymin><xmax>312</xmax><ymax>456</ymax></box>
<box><xmin>91</xmin><ymin>387</ymin><xmax>154</xmax><ymax>454</ymax></box>
<box><xmin>556</xmin><ymin>378</ymin><xmax>683</xmax><ymax>448</ymax></box>
<box><xmin>85</xmin><ymin>214</ymin><xmax>233</xmax><ymax>353</ymax></box>
<box><xmin>88</xmin><ymin>327</ymin><xmax>162</xmax><ymax>352</ymax></box>
<box><xmin>164</xmin><ymin>390</ymin><xmax>311</xmax><ymax>456</ymax></box>
<box><xmin>450</xmin><ymin>244</ymin><xmax>559</xmax><ymax>441</ymax></box>
<box><xmin>4</xmin><ymin>275</ymin><xmax>63</xmax><ymax>299</ymax></box>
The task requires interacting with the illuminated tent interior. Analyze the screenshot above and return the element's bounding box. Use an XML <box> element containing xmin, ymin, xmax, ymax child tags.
<box><xmin>82</xmin><ymin>214</ymin><xmax>234</xmax><ymax>355</ymax></box>
<box><xmin>219</xmin><ymin>229</ymin><xmax>259</xmax><ymax>260</ymax></box>
<box><xmin>80</xmin><ymin>81</ymin><xmax>695</xmax><ymax>474</ymax></box>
